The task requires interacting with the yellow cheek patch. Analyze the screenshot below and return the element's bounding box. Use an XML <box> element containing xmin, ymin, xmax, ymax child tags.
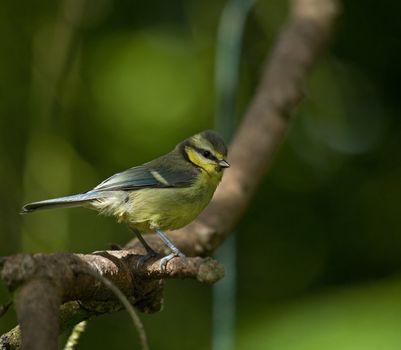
<box><xmin>185</xmin><ymin>146</ymin><xmax>203</xmax><ymax>167</ymax></box>
<box><xmin>185</xmin><ymin>146</ymin><xmax>217</xmax><ymax>174</ymax></box>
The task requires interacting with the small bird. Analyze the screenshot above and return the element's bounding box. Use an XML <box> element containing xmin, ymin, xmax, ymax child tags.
<box><xmin>21</xmin><ymin>130</ymin><xmax>229</xmax><ymax>268</ymax></box>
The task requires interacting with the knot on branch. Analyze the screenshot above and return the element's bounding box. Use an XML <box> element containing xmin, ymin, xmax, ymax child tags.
<box><xmin>197</xmin><ymin>257</ymin><xmax>225</xmax><ymax>283</ymax></box>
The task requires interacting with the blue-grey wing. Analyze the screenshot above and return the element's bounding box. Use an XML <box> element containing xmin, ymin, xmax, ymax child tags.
<box><xmin>92</xmin><ymin>161</ymin><xmax>198</xmax><ymax>192</ymax></box>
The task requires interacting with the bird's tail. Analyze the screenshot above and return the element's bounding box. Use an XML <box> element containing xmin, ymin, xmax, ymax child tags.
<box><xmin>21</xmin><ymin>192</ymin><xmax>102</xmax><ymax>214</ymax></box>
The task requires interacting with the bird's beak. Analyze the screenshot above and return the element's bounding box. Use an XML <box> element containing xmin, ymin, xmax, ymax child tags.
<box><xmin>218</xmin><ymin>159</ymin><xmax>230</xmax><ymax>168</ymax></box>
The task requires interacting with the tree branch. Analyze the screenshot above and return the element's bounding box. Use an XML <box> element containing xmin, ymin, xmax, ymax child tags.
<box><xmin>0</xmin><ymin>0</ymin><xmax>340</xmax><ymax>349</ymax></box>
<box><xmin>15</xmin><ymin>280</ymin><xmax>60</xmax><ymax>350</ymax></box>
<box><xmin>0</xmin><ymin>252</ymin><xmax>223</xmax><ymax>349</ymax></box>
<box><xmin>1</xmin><ymin>253</ymin><xmax>223</xmax><ymax>306</ymax></box>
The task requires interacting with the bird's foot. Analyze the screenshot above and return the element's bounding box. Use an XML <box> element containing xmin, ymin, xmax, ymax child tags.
<box><xmin>159</xmin><ymin>250</ymin><xmax>186</xmax><ymax>271</ymax></box>
<box><xmin>136</xmin><ymin>250</ymin><xmax>161</xmax><ymax>268</ymax></box>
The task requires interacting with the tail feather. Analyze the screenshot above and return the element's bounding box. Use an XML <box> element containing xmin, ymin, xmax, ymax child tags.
<box><xmin>21</xmin><ymin>192</ymin><xmax>102</xmax><ymax>214</ymax></box>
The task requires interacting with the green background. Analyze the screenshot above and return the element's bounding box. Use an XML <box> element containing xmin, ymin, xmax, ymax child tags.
<box><xmin>1</xmin><ymin>0</ymin><xmax>401</xmax><ymax>349</ymax></box>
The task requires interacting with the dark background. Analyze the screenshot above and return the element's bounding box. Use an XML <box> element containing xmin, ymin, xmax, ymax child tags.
<box><xmin>1</xmin><ymin>0</ymin><xmax>401</xmax><ymax>349</ymax></box>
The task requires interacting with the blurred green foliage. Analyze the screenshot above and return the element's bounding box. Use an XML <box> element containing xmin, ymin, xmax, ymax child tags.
<box><xmin>1</xmin><ymin>0</ymin><xmax>401</xmax><ymax>349</ymax></box>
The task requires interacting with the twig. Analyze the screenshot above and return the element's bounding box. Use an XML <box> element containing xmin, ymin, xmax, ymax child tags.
<box><xmin>1</xmin><ymin>300</ymin><xmax>129</xmax><ymax>350</ymax></box>
<box><xmin>80</xmin><ymin>268</ymin><xmax>149</xmax><ymax>350</ymax></box>
<box><xmin>63</xmin><ymin>321</ymin><xmax>87</xmax><ymax>350</ymax></box>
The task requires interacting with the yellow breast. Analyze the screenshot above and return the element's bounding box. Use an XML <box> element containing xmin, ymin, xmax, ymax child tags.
<box><xmin>122</xmin><ymin>171</ymin><xmax>221</xmax><ymax>232</ymax></box>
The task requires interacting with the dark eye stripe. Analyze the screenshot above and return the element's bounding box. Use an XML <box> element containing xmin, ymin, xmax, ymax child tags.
<box><xmin>193</xmin><ymin>146</ymin><xmax>217</xmax><ymax>161</ymax></box>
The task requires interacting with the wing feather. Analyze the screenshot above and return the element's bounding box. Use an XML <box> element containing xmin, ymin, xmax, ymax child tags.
<box><xmin>93</xmin><ymin>157</ymin><xmax>198</xmax><ymax>192</ymax></box>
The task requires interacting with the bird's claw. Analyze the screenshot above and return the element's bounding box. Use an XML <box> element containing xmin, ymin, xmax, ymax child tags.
<box><xmin>159</xmin><ymin>251</ymin><xmax>186</xmax><ymax>271</ymax></box>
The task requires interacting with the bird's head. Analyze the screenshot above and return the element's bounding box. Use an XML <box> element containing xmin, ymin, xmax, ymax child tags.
<box><xmin>179</xmin><ymin>130</ymin><xmax>229</xmax><ymax>175</ymax></box>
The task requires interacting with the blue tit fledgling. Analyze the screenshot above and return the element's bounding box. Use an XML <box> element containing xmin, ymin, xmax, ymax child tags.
<box><xmin>21</xmin><ymin>130</ymin><xmax>229</xmax><ymax>268</ymax></box>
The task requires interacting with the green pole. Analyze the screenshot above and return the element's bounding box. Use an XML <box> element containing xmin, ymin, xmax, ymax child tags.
<box><xmin>213</xmin><ymin>1</ymin><xmax>255</xmax><ymax>350</ymax></box>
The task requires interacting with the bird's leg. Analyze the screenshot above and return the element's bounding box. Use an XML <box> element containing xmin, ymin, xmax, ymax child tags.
<box><xmin>155</xmin><ymin>229</ymin><xmax>185</xmax><ymax>270</ymax></box>
<box><xmin>131</xmin><ymin>229</ymin><xmax>159</xmax><ymax>265</ymax></box>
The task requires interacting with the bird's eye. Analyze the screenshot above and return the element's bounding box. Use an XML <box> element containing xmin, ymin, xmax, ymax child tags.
<box><xmin>202</xmin><ymin>150</ymin><xmax>211</xmax><ymax>158</ymax></box>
